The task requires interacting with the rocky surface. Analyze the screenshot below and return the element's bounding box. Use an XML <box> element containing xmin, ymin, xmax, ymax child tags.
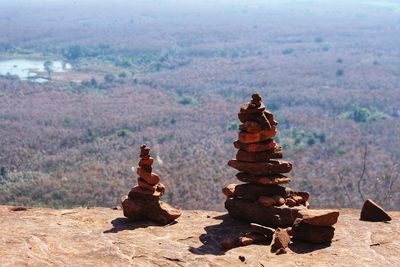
<box><xmin>0</xmin><ymin>206</ymin><xmax>399</xmax><ymax>266</ymax></box>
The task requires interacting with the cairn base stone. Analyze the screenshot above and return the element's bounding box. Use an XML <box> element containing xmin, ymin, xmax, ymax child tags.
<box><xmin>292</xmin><ymin>219</ymin><xmax>335</xmax><ymax>244</ymax></box>
<box><xmin>225</xmin><ymin>197</ymin><xmax>306</xmax><ymax>227</ymax></box>
<box><xmin>121</xmin><ymin>195</ymin><xmax>181</xmax><ymax>225</ymax></box>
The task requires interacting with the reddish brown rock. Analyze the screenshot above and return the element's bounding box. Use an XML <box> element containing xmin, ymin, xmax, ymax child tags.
<box><xmin>238</xmin><ymin>111</ymin><xmax>271</xmax><ymax>129</ymax></box>
<box><xmin>236</xmin><ymin>147</ymin><xmax>282</xmax><ymax>162</ymax></box>
<box><xmin>292</xmin><ymin>195</ymin><xmax>305</xmax><ymax>205</ymax></box>
<box><xmin>139</xmin><ymin>157</ymin><xmax>154</xmax><ymax>167</ymax></box>
<box><xmin>293</xmin><ymin>192</ymin><xmax>310</xmax><ymax>202</ymax></box>
<box><xmin>121</xmin><ymin>196</ymin><xmax>181</xmax><ymax>225</ymax></box>
<box><xmin>234</xmin><ymin>139</ymin><xmax>277</xmax><ymax>152</ymax></box>
<box><xmin>222</xmin><ymin>183</ymin><xmax>291</xmax><ymax>202</ymax></box>
<box><xmin>137</xmin><ymin>166</ymin><xmax>160</xmax><ymax>185</ymax></box>
<box><xmin>258</xmin><ymin>196</ymin><xmax>276</xmax><ymax>207</ymax></box>
<box><xmin>128</xmin><ymin>185</ymin><xmax>164</xmax><ymax>200</ymax></box>
<box><xmin>299</xmin><ymin>209</ymin><xmax>340</xmax><ymax>226</ymax></box>
<box><xmin>239</xmin><ymin>121</ymin><xmax>264</xmax><ymax>133</ymax></box>
<box><xmin>285</xmin><ymin>198</ymin><xmax>297</xmax><ymax>207</ymax></box>
<box><xmin>239</xmin><ymin>102</ymin><xmax>266</xmax><ymax>114</ymax></box>
<box><xmin>236</xmin><ymin>172</ymin><xmax>291</xmax><ymax>185</ymax></box>
<box><xmin>228</xmin><ymin>159</ymin><xmax>292</xmax><ymax>175</ymax></box>
<box><xmin>222</xmin><ymin>184</ymin><xmax>237</xmax><ymax>197</ymax></box>
<box><xmin>140</xmin><ymin>145</ymin><xmax>151</xmax><ymax>157</ymax></box>
<box><xmin>272</xmin><ymin>228</ymin><xmax>290</xmax><ymax>252</ymax></box>
<box><xmin>137</xmin><ymin>177</ymin><xmax>157</xmax><ymax>192</ymax></box>
<box><xmin>238</xmin><ymin>127</ymin><xmax>277</xmax><ymax>144</ymax></box>
<box><xmin>273</xmin><ymin>195</ymin><xmax>285</xmax><ymax>206</ymax></box>
<box><xmin>225</xmin><ymin>197</ymin><xmax>305</xmax><ymax>227</ymax></box>
<box><xmin>264</xmin><ymin>110</ymin><xmax>277</xmax><ymax>127</ymax></box>
<box><xmin>292</xmin><ymin>218</ymin><xmax>335</xmax><ymax>244</ymax></box>
<box><xmin>360</xmin><ymin>199</ymin><xmax>392</xmax><ymax>222</ymax></box>
<box><xmin>239</xmin><ymin>232</ymin><xmax>270</xmax><ymax>246</ymax></box>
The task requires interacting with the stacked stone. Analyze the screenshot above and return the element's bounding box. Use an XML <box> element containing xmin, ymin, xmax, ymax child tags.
<box><xmin>121</xmin><ymin>144</ymin><xmax>181</xmax><ymax>225</ymax></box>
<box><xmin>223</xmin><ymin>93</ymin><xmax>311</xmax><ymax>227</ymax></box>
<box><xmin>290</xmin><ymin>209</ymin><xmax>339</xmax><ymax>244</ymax></box>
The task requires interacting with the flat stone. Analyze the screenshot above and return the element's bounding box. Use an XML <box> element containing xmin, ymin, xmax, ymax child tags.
<box><xmin>236</xmin><ymin>172</ymin><xmax>291</xmax><ymax>185</ymax></box>
<box><xmin>222</xmin><ymin>183</ymin><xmax>291</xmax><ymax>202</ymax></box>
<box><xmin>263</xmin><ymin>110</ymin><xmax>277</xmax><ymax>127</ymax></box>
<box><xmin>228</xmin><ymin>159</ymin><xmax>292</xmax><ymax>175</ymax></box>
<box><xmin>299</xmin><ymin>209</ymin><xmax>340</xmax><ymax>226</ymax></box>
<box><xmin>239</xmin><ymin>102</ymin><xmax>266</xmax><ymax>114</ymax></box>
<box><xmin>238</xmin><ymin>127</ymin><xmax>277</xmax><ymax>144</ymax></box>
<box><xmin>292</xmin><ymin>219</ymin><xmax>335</xmax><ymax>244</ymax></box>
<box><xmin>285</xmin><ymin>198</ymin><xmax>297</xmax><ymax>207</ymax></box>
<box><xmin>121</xmin><ymin>195</ymin><xmax>181</xmax><ymax>225</ymax></box>
<box><xmin>238</xmin><ymin>112</ymin><xmax>271</xmax><ymax>129</ymax></box>
<box><xmin>140</xmin><ymin>144</ymin><xmax>151</xmax><ymax>157</ymax></box>
<box><xmin>250</xmin><ymin>223</ymin><xmax>275</xmax><ymax>236</ymax></box>
<box><xmin>137</xmin><ymin>177</ymin><xmax>157</xmax><ymax>192</ymax></box>
<box><xmin>258</xmin><ymin>196</ymin><xmax>276</xmax><ymax>207</ymax></box>
<box><xmin>225</xmin><ymin>197</ymin><xmax>305</xmax><ymax>227</ymax></box>
<box><xmin>273</xmin><ymin>195</ymin><xmax>285</xmax><ymax>206</ymax></box>
<box><xmin>273</xmin><ymin>228</ymin><xmax>290</xmax><ymax>250</ymax></box>
<box><xmin>236</xmin><ymin>147</ymin><xmax>283</xmax><ymax>162</ymax></box>
<box><xmin>293</xmin><ymin>192</ymin><xmax>310</xmax><ymax>202</ymax></box>
<box><xmin>139</xmin><ymin>157</ymin><xmax>154</xmax><ymax>167</ymax></box>
<box><xmin>128</xmin><ymin>185</ymin><xmax>164</xmax><ymax>200</ymax></box>
<box><xmin>137</xmin><ymin>166</ymin><xmax>160</xmax><ymax>185</ymax></box>
<box><xmin>137</xmin><ymin>178</ymin><xmax>165</xmax><ymax>195</ymax></box>
<box><xmin>239</xmin><ymin>121</ymin><xmax>265</xmax><ymax>133</ymax></box>
<box><xmin>234</xmin><ymin>139</ymin><xmax>277</xmax><ymax>152</ymax></box>
<box><xmin>360</xmin><ymin>199</ymin><xmax>392</xmax><ymax>222</ymax></box>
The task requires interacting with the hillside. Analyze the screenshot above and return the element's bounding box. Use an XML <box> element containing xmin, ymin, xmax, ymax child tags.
<box><xmin>0</xmin><ymin>205</ymin><xmax>399</xmax><ymax>266</ymax></box>
<box><xmin>0</xmin><ymin>0</ymin><xmax>399</xmax><ymax>211</ymax></box>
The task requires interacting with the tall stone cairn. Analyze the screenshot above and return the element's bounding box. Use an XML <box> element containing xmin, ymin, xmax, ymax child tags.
<box><xmin>223</xmin><ymin>92</ymin><xmax>311</xmax><ymax>226</ymax></box>
<box><xmin>121</xmin><ymin>144</ymin><xmax>181</xmax><ymax>225</ymax></box>
<box><xmin>223</xmin><ymin>93</ymin><xmax>339</xmax><ymax>243</ymax></box>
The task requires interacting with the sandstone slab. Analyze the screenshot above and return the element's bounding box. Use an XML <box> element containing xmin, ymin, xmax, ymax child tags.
<box><xmin>225</xmin><ymin>197</ymin><xmax>305</xmax><ymax>227</ymax></box>
<box><xmin>0</xmin><ymin>206</ymin><xmax>399</xmax><ymax>266</ymax></box>
<box><xmin>236</xmin><ymin>148</ymin><xmax>283</xmax><ymax>162</ymax></box>
<box><xmin>292</xmin><ymin>219</ymin><xmax>335</xmax><ymax>244</ymax></box>
<box><xmin>299</xmin><ymin>209</ymin><xmax>340</xmax><ymax>226</ymax></box>
<box><xmin>122</xmin><ymin>195</ymin><xmax>181</xmax><ymax>225</ymax></box>
<box><xmin>222</xmin><ymin>183</ymin><xmax>291</xmax><ymax>201</ymax></box>
<box><xmin>238</xmin><ymin>127</ymin><xmax>277</xmax><ymax>144</ymax></box>
<box><xmin>233</xmin><ymin>139</ymin><xmax>277</xmax><ymax>152</ymax></box>
<box><xmin>228</xmin><ymin>159</ymin><xmax>292</xmax><ymax>175</ymax></box>
<box><xmin>236</xmin><ymin>172</ymin><xmax>291</xmax><ymax>185</ymax></box>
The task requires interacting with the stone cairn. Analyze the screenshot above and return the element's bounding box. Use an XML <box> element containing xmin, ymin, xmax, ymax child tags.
<box><xmin>121</xmin><ymin>144</ymin><xmax>181</xmax><ymax>225</ymax></box>
<box><xmin>222</xmin><ymin>93</ymin><xmax>339</xmax><ymax>247</ymax></box>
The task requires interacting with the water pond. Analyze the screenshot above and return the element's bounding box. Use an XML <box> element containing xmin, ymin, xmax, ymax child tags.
<box><xmin>0</xmin><ymin>59</ymin><xmax>71</xmax><ymax>83</ymax></box>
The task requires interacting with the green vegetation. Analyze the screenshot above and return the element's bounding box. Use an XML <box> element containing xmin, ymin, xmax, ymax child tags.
<box><xmin>228</xmin><ymin>120</ymin><xmax>239</xmax><ymax>131</ymax></box>
<box><xmin>63</xmin><ymin>45</ymin><xmax>84</xmax><ymax>60</ymax></box>
<box><xmin>339</xmin><ymin>105</ymin><xmax>387</xmax><ymax>123</ymax></box>
<box><xmin>279</xmin><ymin>129</ymin><xmax>326</xmax><ymax>150</ymax></box>
<box><xmin>282</xmin><ymin>48</ymin><xmax>294</xmax><ymax>55</ymax></box>
<box><xmin>104</xmin><ymin>73</ymin><xmax>115</xmax><ymax>83</ymax></box>
<box><xmin>178</xmin><ymin>95</ymin><xmax>199</xmax><ymax>106</ymax></box>
<box><xmin>115</xmin><ymin>128</ymin><xmax>131</xmax><ymax>138</ymax></box>
<box><xmin>336</xmin><ymin>69</ymin><xmax>344</xmax><ymax>76</ymax></box>
<box><xmin>43</xmin><ymin>60</ymin><xmax>54</xmax><ymax>79</ymax></box>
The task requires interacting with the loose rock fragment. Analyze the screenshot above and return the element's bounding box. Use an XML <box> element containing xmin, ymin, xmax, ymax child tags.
<box><xmin>360</xmin><ymin>199</ymin><xmax>392</xmax><ymax>222</ymax></box>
